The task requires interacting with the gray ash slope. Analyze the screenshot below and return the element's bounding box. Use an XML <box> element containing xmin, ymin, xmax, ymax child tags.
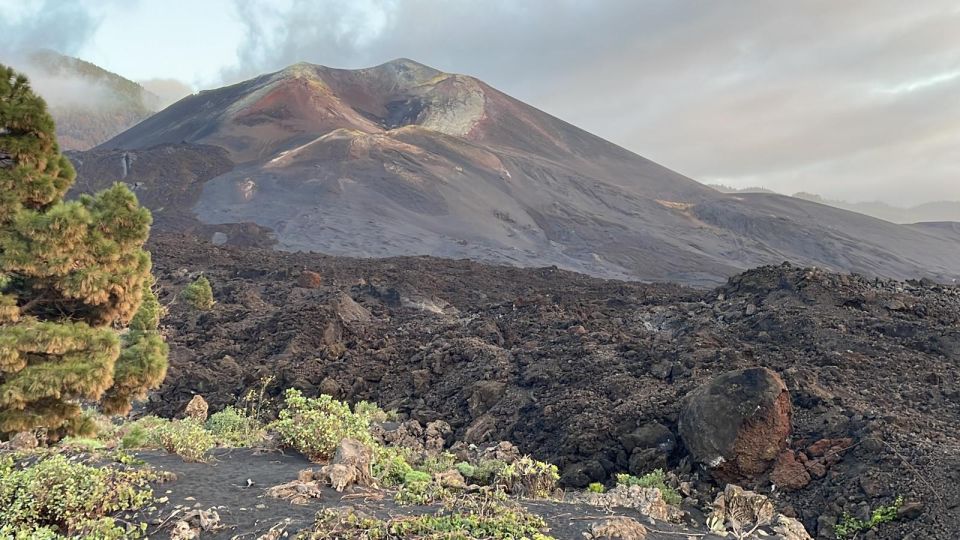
<box><xmin>77</xmin><ymin>59</ymin><xmax>960</xmax><ymax>285</ymax></box>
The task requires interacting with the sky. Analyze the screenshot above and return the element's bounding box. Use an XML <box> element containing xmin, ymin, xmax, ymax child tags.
<box><xmin>1</xmin><ymin>0</ymin><xmax>958</xmax><ymax>206</ymax></box>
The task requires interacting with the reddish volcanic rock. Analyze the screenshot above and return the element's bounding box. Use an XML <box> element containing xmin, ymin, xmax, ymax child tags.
<box><xmin>297</xmin><ymin>270</ymin><xmax>323</xmax><ymax>288</ymax></box>
<box><xmin>770</xmin><ymin>450</ymin><xmax>811</xmax><ymax>491</ymax></box>
<box><xmin>807</xmin><ymin>437</ymin><xmax>854</xmax><ymax>458</ymax></box>
<box><xmin>679</xmin><ymin>367</ymin><xmax>792</xmax><ymax>482</ymax></box>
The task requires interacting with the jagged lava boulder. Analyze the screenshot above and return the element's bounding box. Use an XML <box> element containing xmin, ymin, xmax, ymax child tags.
<box><xmin>678</xmin><ymin>367</ymin><xmax>791</xmax><ymax>481</ymax></box>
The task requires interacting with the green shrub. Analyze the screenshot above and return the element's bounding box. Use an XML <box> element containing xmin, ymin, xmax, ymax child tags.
<box><xmin>0</xmin><ymin>454</ymin><xmax>154</xmax><ymax>538</ymax></box>
<box><xmin>587</xmin><ymin>482</ymin><xmax>605</xmax><ymax>494</ymax></box>
<box><xmin>205</xmin><ymin>406</ymin><xmax>265</xmax><ymax>447</ymax></box>
<box><xmin>835</xmin><ymin>497</ymin><xmax>903</xmax><ymax>540</ymax></box>
<box><xmin>119</xmin><ymin>415</ymin><xmax>167</xmax><ymax>449</ymax></box>
<box><xmin>615</xmin><ymin>469</ymin><xmax>681</xmax><ymax>505</ymax></box>
<box><xmin>455</xmin><ymin>461</ymin><xmax>477</xmax><ymax>480</ymax></box>
<box><xmin>151</xmin><ymin>418</ymin><xmax>214</xmax><ymax>462</ymax></box>
<box><xmin>271</xmin><ymin>389</ymin><xmax>373</xmax><ymax>461</ymax></box>
<box><xmin>460</xmin><ymin>459</ymin><xmax>507</xmax><ymax>485</ymax></box>
<box><xmin>404</xmin><ymin>470</ymin><xmax>432</xmax><ymax>485</ymax></box>
<box><xmin>181</xmin><ymin>275</ymin><xmax>215</xmax><ymax>311</ymax></box>
<box><xmin>57</xmin><ymin>437</ymin><xmax>107</xmax><ymax>452</ymax></box>
<box><xmin>308</xmin><ymin>508</ymin><xmax>388</xmax><ymax>539</ymax></box>
<box><xmin>419</xmin><ymin>452</ymin><xmax>458</xmax><ymax>474</ymax></box>
<box><xmin>373</xmin><ymin>446</ymin><xmax>415</xmax><ymax>487</ymax></box>
<box><xmin>495</xmin><ymin>456</ymin><xmax>559</xmax><ymax>499</ymax></box>
<box><xmin>394</xmin><ymin>477</ymin><xmax>451</xmax><ymax>506</ymax></box>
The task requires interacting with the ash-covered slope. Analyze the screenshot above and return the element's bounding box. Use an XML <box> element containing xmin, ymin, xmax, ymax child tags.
<box><xmin>87</xmin><ymin>59</ymin><xmax>960</xmax><ymax>285</ymax></box>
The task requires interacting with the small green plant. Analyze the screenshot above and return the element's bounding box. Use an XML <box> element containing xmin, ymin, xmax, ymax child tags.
<box><xmin>419</xmin><ymin>452</ymin><xmax>458</xmax><ymax>474</ymax></box>
<box><xmin>495</xmin><ymin>456</ymin><xmax>559</xmax><ymax>499</ymax></box>
<box><xmin>835</xmin><ymin>497</ymin><xmax>904</xmax><ymax>540</ymax></box>
<box><xmin>458</xmin><ymin>459</ymin><xmax>507</xmax><ymax>485</ymax></box>
<box><xmin>57</xmin><ymin>436</ymin><xmax>107</xmax><ymax>452</ymax></box>
<box><xmin>240</xmin><ymin>375</ymin><xmax>275</xmax><ymax>423</ymax></box>
<box><xmin>615</xmin><ymin>469</ymin><xmax>682</xmax><ymax>505</ymax></box>
<box><xmin>181</xmin><ymin>275</ymin><xmax>215</xmax><ymax>311</ymax></box>
<box><xmin>271</xmin><ymin>389</ymin><xmax>374</xmax><ymax>461</ymax></box>
<box><xmin>119</xmin><ymin>415</ymin><xmax>167</xmax><ymax>449</ymax></box>
<box><xmin>394</xmin><ymin>475</ymin><xmax>451</xmax><ymax>506</ymax></box>
<box><xmin>389</xmin><ymin>493</ymin><xmax>554</xmax><ymax>539</ymax></box>
<box><xmin>151</xmin><ymin>418</ymin><xmax>214</xmax><ymax>462</ymax></box>
<box><xmin>404</xmin><ymin>470</ymin><xmax>432</xmax><ymax>484</ymax></box>
<box><xmin>205</xmin><ymin>406</ymin><xmax>266</xmax><ymax>447</ymax></box>
<box><xmin>373</xmin><ymin>445</ymin><xmax>415</xmax><ymax>487</ymax></box>
<box><xmin>0</xmin><ymin>454</ymin><xmax>155</xmax><ymax>538</ymax></box>
<box><xmin>455</xmin><ymin>461</ymin><xmax>477</xmax><ymax>480</ymax></box>
<box><xmin>587</xmin><ymin>482</ymin><xmax>605</xmax><ymax>494</ymax></box>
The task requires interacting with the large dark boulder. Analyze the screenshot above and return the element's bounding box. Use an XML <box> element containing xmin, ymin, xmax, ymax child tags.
<box><xmin>678</xmin><ymin>367</ymin><xmax>791</xmax><ymax>481</ymax></box>
<box><xmin>621</xmin><ymin>422</ymin><xmax>676</xmax><ymax>475</ymax></box>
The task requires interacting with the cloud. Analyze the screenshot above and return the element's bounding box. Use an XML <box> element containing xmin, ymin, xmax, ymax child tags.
<box><xmin>0</xmin><ymin>0</ymin><xmax>102</xmax><ymax>55</ymax></box>
<box><xmin>139</xmin><ymin>78</ymin><xmax>194</xmax><ymax>109</ymax></box>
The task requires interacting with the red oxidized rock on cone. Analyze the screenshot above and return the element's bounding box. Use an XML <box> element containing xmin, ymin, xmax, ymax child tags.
<box><xmin>679</xmin><ymin>367</ymin><xmax>792</xmax><ymax>482</ymax></box>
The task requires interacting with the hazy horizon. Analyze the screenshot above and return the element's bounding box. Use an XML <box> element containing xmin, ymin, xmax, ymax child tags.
<box><xmin>2</xmin><ymin>0</ymin><xmax>958</xmax><ymax>206</ymax></box>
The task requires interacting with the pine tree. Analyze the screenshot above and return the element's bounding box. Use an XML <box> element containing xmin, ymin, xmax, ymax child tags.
<box><xmin>0</xmin><ymin>64</ymin><xmax>168</xmax><ymax>438</ymax></box>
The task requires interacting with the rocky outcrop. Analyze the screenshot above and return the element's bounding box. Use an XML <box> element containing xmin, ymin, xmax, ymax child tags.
<box><xmin>621</xmin><ymin>421</ymin><xmax>676</xmax><ymax>475</ymax></box>
<box><xmin>770</xmin><ymin>450</ymin><xmax>811</xmax><ymax>491</ymax></box>
<box><xmin>585</xmin><ymin>517</ymin><xmax>648</xmax><ymax>539</ymax></box>
<box><xmin>9</xmin><ymin>431</ymin><xmax>38</xmax><ymax>451</ymax></box>
<box><xmin>580</xmin><ymin>485</ymin><xmax>683</xmax><ymax>522</ymax></box>
<box><xmin>183</xmin><ymin>395</ymin><xmax>209</xmax><ymax>422</ymax></box>
<box><xmin>375</xmin><ymin>420</ymin><xmax>451</xmax><ymax>457</ymax></box>
<box><xmin>320</xmin><ymin>438</ymin><xmax>374</xmax><ymax>492</ymax></box>
<box><xmin>679</xmin><ymin>367</ymin><xmax>791</xmax><ymax>481</ymax></box>
<box><xmin>709</xmin><ymin>485</ymin><xmax>811</xmax><ymax>540</ymax></box>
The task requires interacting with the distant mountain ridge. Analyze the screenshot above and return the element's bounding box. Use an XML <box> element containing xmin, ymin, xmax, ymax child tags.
<box><xmin>8</xmin><ymin>49</ymin><xmax>159</xmax><ymax>150</ymax></box>
<box><xmin>67</xmin><ymin>59</ymin><xmax>960</xmax><ymax>285</ymax></box>
<box><xmin>710</xmin><ymin>184</ymin><xmax>960</xmax><ymax>224</ymax></box>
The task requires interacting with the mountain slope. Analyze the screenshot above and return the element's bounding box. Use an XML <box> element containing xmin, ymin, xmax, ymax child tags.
<box><xmin>84</xmin><ymin>59</ymin><xmax>960</xmax><ymax>285</ymax></box>
<box><xmin>12</xmin><ymin>50</ymin><xmax>159</xmax><ymax>150</ymax></box>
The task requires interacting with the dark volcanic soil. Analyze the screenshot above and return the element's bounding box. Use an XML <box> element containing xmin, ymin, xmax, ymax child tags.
<box><xmin>141</xmin><ymin>448</ymin><xmax>706</xmax><ymax>539</ymax></box>
<box><xmin>148</xmin><ymin>233</ymin><xmax>960</xmax><ymax>539</ymax></box>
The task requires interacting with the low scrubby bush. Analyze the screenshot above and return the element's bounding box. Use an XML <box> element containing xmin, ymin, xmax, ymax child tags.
<box><xmin>205</xmin><ymin>406</ymin><xmax>266</xmax><ymax>447</ymax></box>
<box><xmin>0</xmin><ymin>454</ymin><xmax>155</xmax><ymax>538</ymax></box>
<box><xmin>119</xmin><ymin>415</ymin><xmax>167</xmax><ymax>449</ymax></box>
<box><xmin>181</xmin><ymin>275</ymin><xmax>215</xmax><ymax>311</ymax></box>
<box><xmin>390</xmin><ymin>494</ymin><xmax>554</xmax><ymax>539</ymax></box>
<box><xmin>271</xmin><ymin>389</ymin><xmax>373</xmax><ymax>461</ymax></box>
<box><xmin>306</xmin><ymin>496</ymin><xmax>556</xmax><ymax>539</ymax></box>
<box><xmin>373</xmin><ymin>446</ymin><xmax>415</xmax><ymax>487</ymax></box>
<box><xmin>496</xmin><ymin>456</ymin><xmax>559</xmax><ymax>499</ymax></box>
<box><xmin>151</xmin><ymin>418</ymin><xmax>214</xmax><ymax>462</ymax></box>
